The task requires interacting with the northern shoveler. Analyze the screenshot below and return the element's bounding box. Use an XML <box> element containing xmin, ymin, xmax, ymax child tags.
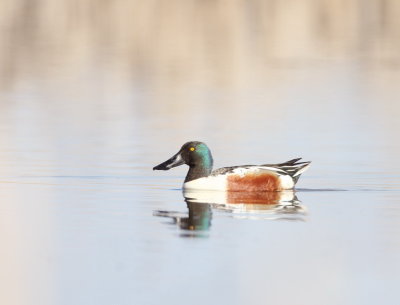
<box><xmin>153</xmin><ymin>141</ymin><xmax>311</xmax><ymax>191</ymax></box>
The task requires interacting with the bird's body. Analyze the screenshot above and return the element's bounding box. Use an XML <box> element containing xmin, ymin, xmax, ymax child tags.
<box><xmin>153</xmin><ymin>141</ymin><xmax>311</xmax><ymax>192</ymax></box>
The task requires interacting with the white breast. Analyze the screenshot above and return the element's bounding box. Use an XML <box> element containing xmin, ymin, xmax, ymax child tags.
<box><xmin>183</xmin><ymin>175</ymin><xmax>227</xmax><ymax>191</ymax></box>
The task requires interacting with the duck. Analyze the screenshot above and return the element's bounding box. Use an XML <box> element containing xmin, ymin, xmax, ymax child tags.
<box><xmin>153</xmin><ymin>141</ymin><xmax>311</xmax><ymax>191</ymax></box>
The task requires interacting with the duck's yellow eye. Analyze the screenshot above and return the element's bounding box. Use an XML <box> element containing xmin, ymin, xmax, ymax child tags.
<box><xmin>189</xmin><ymin>147</ymin><xmax>195</xmax><ymax>151</ymax></box>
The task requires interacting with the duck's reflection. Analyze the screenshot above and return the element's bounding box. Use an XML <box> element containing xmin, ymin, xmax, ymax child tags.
<box><xmin>154</xmin><ymin>201</ymin><xmax>212</xmax><ymax>230</ymax></box>
<box><xmin>154</xmin><ymin>190</ymin><xmax>306</xmax><ymax>236</ymax></box>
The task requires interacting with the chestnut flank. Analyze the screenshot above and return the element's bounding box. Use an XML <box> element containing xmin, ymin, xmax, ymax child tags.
<box><xmin>227</xmin><ymin>190</ymin><xmax>281</xmax><ymax>204</ymax></box>
<box><xmin>227</xmin><ymin>173</ymin><xmax>281</xmax><ymax>192</ymax></box>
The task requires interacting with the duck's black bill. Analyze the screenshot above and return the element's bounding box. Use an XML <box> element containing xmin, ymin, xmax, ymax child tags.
<box><xmin>153</xmin><ymin>153</ymin><xmax>185</xmax><ymax>171</ymax></box>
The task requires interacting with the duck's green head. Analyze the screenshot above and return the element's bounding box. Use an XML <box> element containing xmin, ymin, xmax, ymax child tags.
<box><xmin>153</xmin><ymin>141</ymin><xmax>214</xmax><ymax>174</ymax></box>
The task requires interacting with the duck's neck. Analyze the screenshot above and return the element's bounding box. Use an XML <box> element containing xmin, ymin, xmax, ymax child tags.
<box><xmin>184</xmin><ymin>164</ymin><xmax>213</xmax><ymax>183</ymax></box>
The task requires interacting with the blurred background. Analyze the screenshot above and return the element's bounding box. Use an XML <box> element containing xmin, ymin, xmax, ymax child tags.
<box><xmin>1</xmin><ymin>0</ymin><xmax>400</xmax><ymax>175</ymax></box>
<box><xmin>0</xmin><ymin>1</ymin><xmax>400</xmax><ymax>305</ymax></box>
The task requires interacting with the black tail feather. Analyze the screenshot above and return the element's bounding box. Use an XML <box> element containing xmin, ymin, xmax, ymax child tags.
<box><xmin>262</xmin><ymin>158</ymin><xmax>311</xmax><ymax>184</ymax></box>
<box><xmin>262</xmin><ymin>157</ymin><xmax>310</xmax><ymax>168</ymax></box>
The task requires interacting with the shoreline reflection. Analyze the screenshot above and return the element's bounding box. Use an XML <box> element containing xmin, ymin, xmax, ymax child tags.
<box><xmin>154</xmin><ymin>190</ymin><xmax>307</xmax><ymax>236</ymax></box>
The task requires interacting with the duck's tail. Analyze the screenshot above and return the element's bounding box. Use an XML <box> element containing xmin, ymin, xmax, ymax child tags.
<box><xmin>263</xmin><ymin>158</ymin><xmax>311</xmax><ymax>184</ymax></box>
